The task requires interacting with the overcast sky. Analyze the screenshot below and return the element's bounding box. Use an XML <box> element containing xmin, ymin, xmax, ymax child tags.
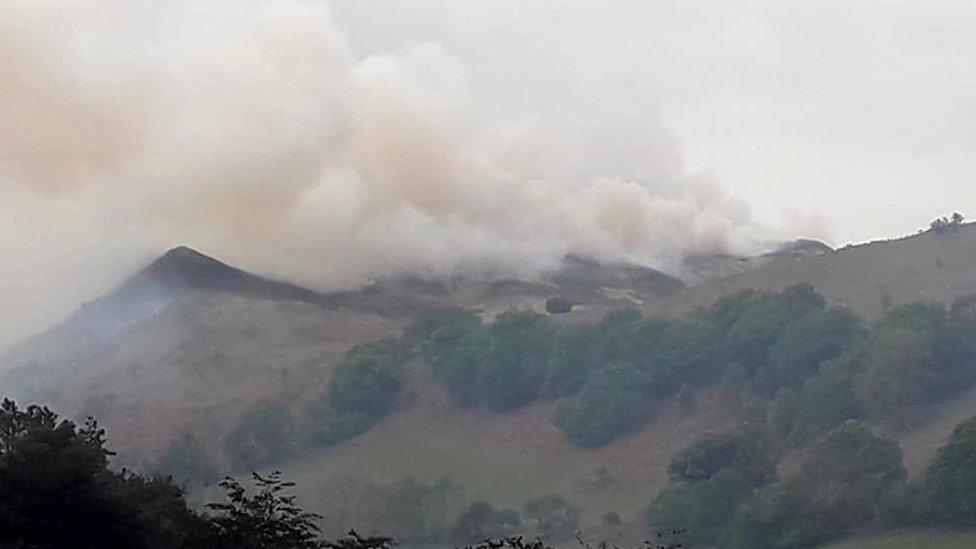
<box><xmin>332</xmin><ymin>0</ymin><xmax>976</xmax><ymax>242</ymax></box>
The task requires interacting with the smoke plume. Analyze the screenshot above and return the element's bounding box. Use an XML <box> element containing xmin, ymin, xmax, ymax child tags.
<box><xmin>0</xmin><ymin>0</ymin><xmax>762</xmax><ymax>347</ymax></box>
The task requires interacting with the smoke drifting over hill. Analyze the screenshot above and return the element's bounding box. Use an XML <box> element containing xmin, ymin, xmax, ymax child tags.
<box><xmin>0</xmin><ymin>1</ymin><xmax>762</xmax><ymax>345</ymax></box>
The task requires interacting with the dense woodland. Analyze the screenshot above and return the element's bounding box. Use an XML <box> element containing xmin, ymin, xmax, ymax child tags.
<box><xmin>7</xmin><ymin>282</ymin><xmax>976</xmax><ymax>547</ymax></box>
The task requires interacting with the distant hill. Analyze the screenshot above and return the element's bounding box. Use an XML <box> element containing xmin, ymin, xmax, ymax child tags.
<box><xmin>660</xmin><ymin>223</ymin><xmax>976</xmax><ymax>321</ymax></box>
<box><xmin>0</xmin><ymin>246</ymin><xmax>684</xmax><ymax>465</ymax></box>
<box><xmin>4</xmin><ymin>223</ymin><xmax>976</xmax><ymax>535</ymax></box>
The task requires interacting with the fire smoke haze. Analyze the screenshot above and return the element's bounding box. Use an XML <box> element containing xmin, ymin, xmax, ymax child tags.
<box><xmin>2</xmin><ymin>1</ymin><xmax>976</xmax><ymax>347</ymax></box>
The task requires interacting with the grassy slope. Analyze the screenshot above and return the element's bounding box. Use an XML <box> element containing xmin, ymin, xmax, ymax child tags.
<box><xmin>822</xmin><ymin>530</ymin><xmax>976</xmax><ymax>548</ymax></box>
<box><xmin>652</xmin><ymin>223</ymin><xmax>976</xmax><ymax>321</ymax></box>
<box><xmin>277</xmin><ymin>361</ymin><xmax>740</xmax><ymax>531</ymax></box>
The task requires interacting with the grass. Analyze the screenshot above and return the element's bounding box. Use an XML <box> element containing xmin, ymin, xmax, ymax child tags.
<box><xmin>822</xmin><ymin>529</ymin><xmax>976</xmax><ymax>549</ymax></box>
<box><xmin>270</xmin><ymin>362</ymin><xmax>740</xmax><ymax>529</ymax></box>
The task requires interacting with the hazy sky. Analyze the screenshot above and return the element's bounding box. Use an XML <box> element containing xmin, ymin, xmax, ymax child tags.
<box><xmin>332</xmin><ymin>1</ymin><xmax>976</xmax><ymax>241</ymax></box>
<box><xmin>1</xmin><ymin>1</ymin><xmax>975</xmax><ymax>348</ymax></box>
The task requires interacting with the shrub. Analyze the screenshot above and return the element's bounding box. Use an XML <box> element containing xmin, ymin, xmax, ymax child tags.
<box><xmin>223</xmin><ymin>400</ymin><xmax>295</xmax><ymax>471</ymax></box>
<box><xmin>0</xmin><ymin>399</ymin><xmax>208</xmax><ymax>549</ymax></box>
<box><xmin>554</xmin><ymin>364</ymin><xmax>652</xmax><ymax>448</ymax></box>
<box><xmin>452</xmin><ymin>500</ymin><xmax>521</xmax><ymax>543</ymax></box>
<box><xmin>305</xmin><ymin>342</ymin><xmax>404</xmax><ymax>448</ymax></box>
<box><xmin>481</xmin><ymin>311</ymin><xmax>556</xmax><ymax>410</ymax></box>
<box><xmin>152</xmin><ymin>432</ymin><xmax>218</xmax><ymax>487</ymax></box>
<box><xmin>925</xmin><ymin>414</ymin><xmax>976</xmax><ymax>525</ymax></box>
<box><xmin>380</xmin><ymin>476</ymin><xmax>465</xmax><ymax>543</ymax></box>
<box><xmin>542</xmin><ymin>323</ymin><xmax>597</xmax><ymax>397</ymax></box>
<box><xmin>329</xmin><ymin>343</ymin><xmax>402</xmax><ymax>420</ymax></box>
<box><xmin>648</xmin><ymin>469</ymin><xmax>754</xmax><ymax>547</ymax></box>
<box><xmin>522</xmin><ymin>495</ymin><xmax>580</xmax><ymax>541</ymax></box>
<box><xmin>668</xmin><ymin>433</ymin><xmax>774</xmax><ymax>488</ymax></box>
<box><xmin>545</xmin><ymin>297</ymin><xmax>573</xmax><ymax>314</ymax></box>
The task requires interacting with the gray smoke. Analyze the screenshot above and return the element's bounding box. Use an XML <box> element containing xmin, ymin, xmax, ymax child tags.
<box><xmin>0</xmin><ymin>0</ymin><xmax>764</xmax><ymax>347</ymax></box>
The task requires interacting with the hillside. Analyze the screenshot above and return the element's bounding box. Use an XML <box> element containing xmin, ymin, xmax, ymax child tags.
<box><xmin>0</xmin><ymin>247</ymin><xmax>683</xmax><ymax>468</ymax></box>
<box><xmin>658</xmin><ymin>223</ymin><xmax>976</xmax><ymax>321</ymax></box>
<box><xmin>3</xmin><ymin>224</ymin><xmax>976</xmax><ymax>539</ymax></box>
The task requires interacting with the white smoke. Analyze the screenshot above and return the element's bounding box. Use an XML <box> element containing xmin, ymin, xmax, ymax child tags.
<box><xmin>0</xmin><ymin>0</ymin><xmax>763</xmax><ymax>346</ymax></box>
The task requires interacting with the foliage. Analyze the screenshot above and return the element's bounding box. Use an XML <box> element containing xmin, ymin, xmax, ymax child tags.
<box><xmin>925</xmin><ymin>414</ymin><xmax>976</xmax><ymax>525</ymax></box>
<box><xmin>0</xmin><ymin>398</ymin><xmax>209</xmax><ymax>549</ymax></box>
<box><xmin>648</xmin><ymin>468</ymin><xmax>754</xmax><ymax>547</ymax></box>
<box><xmin>152</xmin><ymin>432</ymin><xmax>218</xmax><ymax>488</ymax></box>
<box><xmin>306</xmin><ymin>342</ymin><xmax>404</xmax><ymax>448</ymax></box>
<box><xmin>542</xmin><ymin>323</ymin><xmax>598</xmax><ymax>397</ymax></box>
<box><xmin>521</xmin><ymin>495</ymin><xmax>580</xmax><ymax>541</ymax></box>
<box><xmin>452</xmin><ymin>500</ymin><xmax>522</xmax><ymax>543</ymax></box>
<box><xmin>667</xmin><ymin>433</ymin><xmax>774</xmax><ymax>488</ymax></box>
<box><xmin>554</xmin><ymin>364</ymin><xmax>652</xmax><ymax>448</ymax></box>
<box><xmin>420</xmin><ymin>314</ymin><xmax>491</xmax><ymax>407</ymax></box>
<box><xmin>481</xmin><ymin>311</ymin><xmax>557</xmax><ymax>410</ymax></box>
<box><xmin>224</xmin><ymin>400</ymin><xmax>296</xmax><ymax>470</ymax></box>
<box><xmin>206</xmin><ymin>471</ymin><xmax>324</xmax><ymax>549</ymax></box>
<box><xmin>378</xmin><ymin>476</ymin><xmax>465</xmax><ymax>543</ymax></box>
<box><xmin>721</xmin><ymin>421</ymin><xmax>906</xmax><ymax>548</ymax></box>
<box><xmin>329</xmin><ymin>343</ymin><xmax>403</xmax><ymax>421</ymax></box>
<box><xmin>856</xmin><ymin>303</ymin><xmax>976</xmax><ymax>427</ymax></box>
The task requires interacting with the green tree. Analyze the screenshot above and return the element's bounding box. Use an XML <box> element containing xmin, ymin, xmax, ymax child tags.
<box><xmin>420</xmin><ymin>316</ymin><xmax>490</xmax><ymax>407</ymax></box>
<box><xmin>0</xmin><ymin>399</ymin><xmax>208</xmax><ymax>549</ymax></box>
<box><xmin>668</xmin><ymin>433</ymin><xmax>774</xmax><ymax>488</ymax></box>
<box><xmin>205</xmin><ymin>471</ymin><xmax>323</xmax><ymax>549</ymax></box>
<box><xmin>554</xmin><ymin>363</ymin><xmax>652</xmax><ymax>448</ymax></box>
<box><xmin>648</xmin><ymin>469</ymin><xmax>754</xmax><ymax>547</ymax></box>
<box><xmin>926</xmin><ymin>414</ymin><xmax>976</xmax><ymax>525</ymax></box>
<box><xmin>329</xmin><ymin>343</ymin><xmax>402</xmax><ymax>420</ymax></box>
<box><xmin>481</xmin><ymin>311</ymin><xmax>556</xmax><ymax>410</ymax></box>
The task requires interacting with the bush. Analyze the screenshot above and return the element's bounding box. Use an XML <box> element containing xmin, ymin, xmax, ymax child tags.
<box><xmin>648</xmin><ymin>469</ymin><xmax>754</xmax><ymax>547</ymax></box>
<box><xmin>421</xmin><ymin>317</ymin><xmax>491</xmax><ymax>407</ymax></box>
<box><xmin>554</xmin><ymin>364</ymin><xmax>652</xmax><ymax>448</ymax></box>
<box><xmin>404</xmin><ymin>308</ymin><xmax>481</xmax><ymax>348</ymax></box>
<box><xmin>925</xmin><ymin>414</ymin><xmax>976</xmax><ymax>525</ymax></box>
<box><xmin>792</xmin><ymin>420</ymin><xmax>906</xmax><ymax>526</ymax></box>
<box><xmin>722</xmin><ymin>486</ymin><xmax>832</xmax><ymax>549</ymax></box>
<box><xmin>856</xmin><ymin>303</ymin><xmax>976</xmax><ymax>428</ymax></box>
<box><xmin>305</xmin><ymin>342</ymin><xmax>403</xmax><ymax>448</ymax></box>
<box><xmin>481</xmin><ymin>311</ymin><xmax>556</xmax><ymax>410</ymax></box>
<box><xmin>722</xmin><ymin>421</ymin><xmax>907</xmax><ymax>548</ymax></box>
<box><xmin>0</xmin><ymin>399</ymin><xmax>208</xmax><ymax>549</ymax></box>
<box><xmin>380</xmin><ymin>476</ymin><xmax>465</xmax><ymax>543</ymax></box>
<box><xmin>329</xmin><ymin>343</ymin><xmax>402</xmax><ymax>420</ymax></box>
<box><xmin>452</xmin><ymin>500</ymin><xmax>521</xmax><ymax>543</ymax></box>
<box><xmin>205</xmin><ymin>472</ymin><xmax>324</xmax><ymax>549</ymax></box>
<box><xmin>545</xmin><ymin>297</ymin><xmax>574</xmax><ymax>314</ymax></box>
<box><xmin>542</xmin><ymin>323</ymin><xmax>597</xmax><ymax>397</ymax></box>
<box><xmin>224</xmin><ymin>401</ymin><xmax>295</xmax><ymax>471</ymax></box>
<box><xmin>522</xmin><ymin>495</ymin><xmax>580</xmax><ymax>541</ymax></box>
<box><xmin>668</xmin><ymin>433</ymin><xmax>774</xmax><ymax>488</ymax></box>
<box><xmin>152</xmin><ymin>432</ymin><xmax>218</xmax><ymax>488</ymax></box>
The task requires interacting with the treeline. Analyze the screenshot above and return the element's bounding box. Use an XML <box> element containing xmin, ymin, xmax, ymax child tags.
<box><xmin>648</xmin><ymin>410</ymin><xmax>976</xmax><ymax>548</ymax></box>
<box><xmin>156</xmin><ymin>340</ymin><xmax>410</xmax><ymax>483</ymax></box>
<box><xmin>195</xmin><ymin>283</ymin><xmax>976</xmax><ymax>478</ymax></box>
<box><xmin>0</xmin><ymin>398</ymin><xmax>329</xmax><ymax>548</ymax></box>
<box><xmin>413</xmin><ymin>284</ymin><xmax>976</xmax><ymax>448</ymax></box>
<box><xmin>314</xmin><ymin>476</ymin><xmax>580</xmax><ymax>545</ymax></box>
<box><xmin>0</xmin><ymin>396</ymin><xmax>584</xmax><ymax>548</ymax></box>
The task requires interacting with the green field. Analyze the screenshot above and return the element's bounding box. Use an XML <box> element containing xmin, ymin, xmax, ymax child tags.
<box><xmin>822</xmin><ymin>530</ymin><xmax>976</xmax><ymax>549</ymax></box>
